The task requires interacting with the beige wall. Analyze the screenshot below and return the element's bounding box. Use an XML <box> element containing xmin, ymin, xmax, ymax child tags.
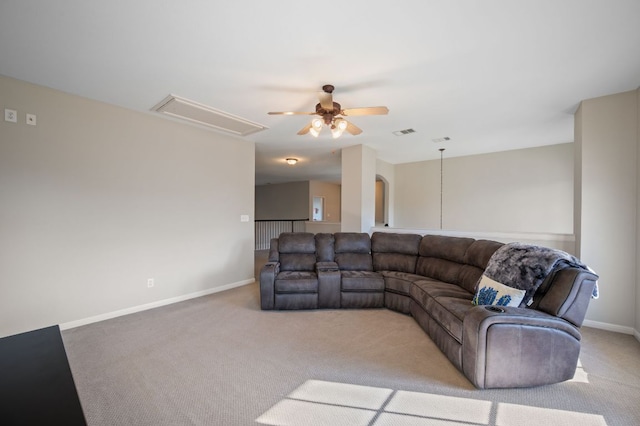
<box><xmin>255</xmin><ymin>180</ymin><xmax>341</xmax><ymax>234</ymax></box>
<box><xmin>255</xmin><ymin>181</ymin><xmax>309</xmax><ymax>220</ymax></box>
<box><xmin>637</xmin><ymin>88</ymin><xmax>640</xmax><ymax>337</ymax></box>
<box><xmin>575</xmin><ymin>89</ymin><xmax>638</xmax><ymax>331</ymax></box>
<box><xmin>394</xmin><ymin>143</ymin><xmax>574</xmax><ymax>234</ymax></box>
<box><xmin>308</xmin><ymin>180</ymin><xmax>341</xmax><ymax>222</ymax></box>
<box><xmin>0</xmin><ymin>75</ymin><xmax>255</xmax><ymax>337</ymax></box>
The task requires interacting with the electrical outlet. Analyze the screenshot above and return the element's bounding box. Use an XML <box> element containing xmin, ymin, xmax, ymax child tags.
<box><xmin>240</xmin><ymin>215</ymin><xmax>250</xmax><ymax>222</ymax></box>
<box><xmin>26</xmin><ymin>113</ymin><xmax>36</xmax><ymax>126</ymax></box>
<box><xmin>4</xmin><ymin>109</ymin><xmax>17</xmax><ymax>123</ymax></box>
<box><xmin>147</xmin><ymin>278</ymin><xmax>154</xmax><ymax>288</ymax></box>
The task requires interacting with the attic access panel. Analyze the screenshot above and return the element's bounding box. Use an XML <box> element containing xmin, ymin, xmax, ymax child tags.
<box><xmin>152</xmin><ymin>95</ymin><xmax>267</xmax><ymax>136</ymax></box>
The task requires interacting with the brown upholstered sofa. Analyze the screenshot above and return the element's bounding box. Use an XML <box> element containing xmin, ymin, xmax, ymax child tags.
<box><xmin>259</xmin><ymin>231</ymin><xmax>599</xmax><ymax>389</ymax></box>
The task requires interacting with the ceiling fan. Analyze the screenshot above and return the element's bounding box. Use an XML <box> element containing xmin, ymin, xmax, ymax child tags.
<box><xmin>268</xmin><ymin>84</ymin><xmax>389</xmax><ymax>138</ymax></box>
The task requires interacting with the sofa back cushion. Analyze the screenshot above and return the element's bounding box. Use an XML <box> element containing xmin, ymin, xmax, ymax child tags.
<box><xmin>416</xmin><ymin>235</ymin><xmax>474</xmax><ymax>291</ymax></box>
<box><xmin>278</xmin><ymin>232</ymin><xmax>316</xmax><ymax>272</ymax></box>
<box><xmin>315</xmin><ymin>233</ymin><xmax>335</xmax><ymax>262</ymax></box>
<box><xmin>458</xmin><ymin>240</ymin><xmax>504</xmax><ymax>293</ymax></box>
<box><xmin>371</xmin><ymin>232</ymin><xmax>421</xmax><ymax>273</ymax></box>
<box><xmin>334</xmin><ymin>232</ymin><xmax>373</xmax><ymax>271</ymax></box>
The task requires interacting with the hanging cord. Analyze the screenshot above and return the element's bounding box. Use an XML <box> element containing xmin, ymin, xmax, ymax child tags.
<box><xmin>439</xmin><ymin>148</ymin><xmax>445</xmax><ymax>230</ymax></box>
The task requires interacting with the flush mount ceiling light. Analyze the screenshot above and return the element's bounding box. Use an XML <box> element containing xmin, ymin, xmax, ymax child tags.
<box><xmin>285</xmin><ymin>158</ymin><xmax>298</xmax><ymax>165</ymax></box>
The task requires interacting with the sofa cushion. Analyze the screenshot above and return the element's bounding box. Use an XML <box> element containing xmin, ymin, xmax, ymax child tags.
<box><xmin>274</xmin><ymin>271</ymin><xmax>318</xmax><ymax>293</ymax></box>
<box><xmin>279</xmin><ymin>253</ymin><xmax>316</xmax><ymax>272</ymax></box>
<box><xmin>335</xmin><ymin>232</ymin><xmax>371</xmax><ymax>253</ymax></box>
<box><xmin>464</xmin><ymin>239</ymin><xmax>504</xmax><ymax>269</ymax></box>
<box><xmin>373</xmin><ymin>252</ymin><xmax>418</xmax><ymax>273</ymax></box>
<box><xmin>457</xmin><ymin>239</ymin><xmax>503</xmax><ymax>293</ymax></box>
<box><xmin>416</xmin><ymin>257</ymin><xmax>464</xmax><ymax>285</ymax></box>
<box><xmin>335</xmin><ymin>253</ymin><xmax>373</xmax><ymax>271</ymax></box>
<box><xmin>410</xmin><ymin>280</ymin><xmax>474</xmax><ymax>343</ymax></box>
<box><xmin>334</xmin><ymin>232</ymin><xmax>374</xmax><ymax>271</ymax></box>
<box><xmin>341</xmin><ymin>271</ymin><xmax>385</xmax><ymax>292</ymax></box>
<box><xmin>472</xmin><ymin>275</ymin><xmax>526</xmax><ymax>307</ymax></box>
<box><xmin>279</xmin><ymin>232</ymin><xmax>316</xmax><ymax>253</ymax></box>
<box><xmin>457</xmin><ymin>265</ymin><xmax>485</xmax><ymax>294</ymax></box>
<box><xmin>371</xmin><ymin>232</ymin><xmax>421</xmax><ymax>254</ymax></box>
<box><xmin>380</xmin><ymin>271</ymin><xmax>424</xmax><ymax>295</ymax></box>
<box><xmin>414</xmin><ymin>236</ymin><xmax>503</xmax><ymax>292</ymax></box>
<box><xmin>419</xmin><ymin>235</ymin><xmax>475</xmax><ymax>263</ymax></box>
<box><xmin>278</xmin><ymin>233</ymin><xmax>317</xmax><ymax>272</ymax></box>
<box><xmin>410</xmin><ymin>280</ymin><xmax>473</xmax><ymax>308</ymax></box>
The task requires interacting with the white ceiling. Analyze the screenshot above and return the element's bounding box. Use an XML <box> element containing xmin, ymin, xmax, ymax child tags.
<box><xmin>1</xmin><ymin>1</ymin><xmax>639</xmax><ymax>185</ymax></box>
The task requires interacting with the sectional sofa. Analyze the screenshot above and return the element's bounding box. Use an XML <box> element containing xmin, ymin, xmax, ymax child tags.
<box><xmin>259</xmin><ymin>231</ymin><xmax>599</xmax><ymax>389</ymax></box>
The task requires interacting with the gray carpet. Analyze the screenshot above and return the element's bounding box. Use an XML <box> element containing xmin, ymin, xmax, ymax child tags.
<box><xmin>61</xmin><ymin>252</ymin><xmax>640</xmax><ymax>425</ymax></box>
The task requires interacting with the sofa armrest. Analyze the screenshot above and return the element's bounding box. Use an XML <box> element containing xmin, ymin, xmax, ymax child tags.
<box><xmin>535</xmin><ymin>268</ymin><xmax>598</xmax><ymax>327</ymax></box>
<box><xmin>462</xmin><ymin>305</ymin><xmax>581</xmax><ymax>389</ymax></box>
<box><xmin>259</xmin><ymin>262</ymin><xmax>279</xmax><ymax>310</ymax></box>
<box><xmin>317</xmin><ymin>262</ymin><xmax>341</xmax><ymax>308</ymax></box>
<box><xmin>317</xmin><ymin>261</ymin><xmax>339</xmax><ymax>272</ymax></box>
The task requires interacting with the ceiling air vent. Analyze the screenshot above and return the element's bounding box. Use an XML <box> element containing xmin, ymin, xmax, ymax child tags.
<box><xmin>432</xmin><ymin>137</ymin><xmax>451</xmax><ymax>143</ymax></box>
<box><xmin>151</xmin><ymin>95</ymin><xmax>267</xmax><ymax>136</ymax></box>
<box><xmin>392</xmin><ymin>128</ymin><xmax>416</xmax><ymax>136</ymax></box>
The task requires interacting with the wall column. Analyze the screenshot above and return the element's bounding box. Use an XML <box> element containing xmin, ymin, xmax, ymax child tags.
<box><xmin>574</xmin><ymin>89</ymin><xmax>638</xmax><ymax>331</ymax></box>
<box><xmin>341</xmin><ymin>145</ymin><xmax>377</xmax><ymax>233</ymax></box>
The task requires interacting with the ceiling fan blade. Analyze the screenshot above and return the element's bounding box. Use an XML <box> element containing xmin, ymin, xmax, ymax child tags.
<box><xmin>268</xmin><ymin>111</ymin><xmax>316</xmax><ymax>115</ymax></box>
<box><xmin>297</xmin><ymin>123</ymin><xmax>312</xmax><ymax>135</ymax></box>
<box><xmin>345</xmin><ymin>121</ymin><xmax>363</xmax><ymax>135</ymax></box>
<box><xmin>318</xmin><ymin>91</ymin><xmax>334</xmax><ymax>110</ymax></box>
<box><xmin>341</xmin><ymin>106</ymin><xmax>389</xmax><ymax>116</ymax></box>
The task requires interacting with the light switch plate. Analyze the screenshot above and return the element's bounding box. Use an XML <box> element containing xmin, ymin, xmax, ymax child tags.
<box><xmin>26</xmin><ymin>113</ymin><xmax>36</xmax><ymax>125</ymax></box>
<box><xmin>5</xmin><ymin>109</ymin><xmax>17</xmax><ymax>123</ymax></box>
<box><xmin>240</xmin><ymin>215</ymin><xmax>250</xmax><ymax>222</ymax></box>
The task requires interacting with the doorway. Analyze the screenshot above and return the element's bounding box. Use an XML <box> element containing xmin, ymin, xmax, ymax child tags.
<box><xmin>313</xmin><ymin>196</ymin><xmax>324</xmax><ymax>221</ymax></box>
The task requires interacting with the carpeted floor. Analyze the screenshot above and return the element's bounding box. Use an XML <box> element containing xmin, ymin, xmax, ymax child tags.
<box><xmin>61</xmin><ymin>252</ymin><xmax>640</xmax><ymax>425</ymax></box>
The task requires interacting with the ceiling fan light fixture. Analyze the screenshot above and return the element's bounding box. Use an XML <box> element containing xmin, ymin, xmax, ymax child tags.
<box><xmin>337</xmin><ymin>119</ymin><xmax>348</xmax><ymax>131</ymax></box>
<box><xmin>267</xmin><ymin>84</ymin><xmax>388</xmax><ymax>138</ymax></box>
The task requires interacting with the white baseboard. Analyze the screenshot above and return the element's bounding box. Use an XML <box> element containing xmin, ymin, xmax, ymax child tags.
<box><xmin>582</xmin><ymin>319</ymin><xmax>636</xmax><ymax>336</ymax></box>
<box><xmin>60</xmin><ymin>279</ymin><xmax>255</xmax><ymax>331</ymax></box>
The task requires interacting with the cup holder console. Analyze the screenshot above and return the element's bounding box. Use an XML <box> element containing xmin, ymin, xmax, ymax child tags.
<box><xmin>485</xmin><ymin>306</ymin><xmax>505</xmax><ymax>313</ymax></box>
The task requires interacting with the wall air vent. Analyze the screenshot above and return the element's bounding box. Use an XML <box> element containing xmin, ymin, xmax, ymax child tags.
<box><xmin>392</xmin><ymin>128</ymin><xmax>416</xmax><ymax>136</ymax></box>
<box><xmin>151</xmin><ymin>95</ymin><xmax>267</xmax><ymax>136</ymax></box>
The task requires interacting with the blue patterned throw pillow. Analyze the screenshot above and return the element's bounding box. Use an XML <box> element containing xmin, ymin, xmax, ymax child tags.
<box><xmin>472</xmin><ymin>275</ymin><xmax>526</xmax><ymax>307</ymax></box>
